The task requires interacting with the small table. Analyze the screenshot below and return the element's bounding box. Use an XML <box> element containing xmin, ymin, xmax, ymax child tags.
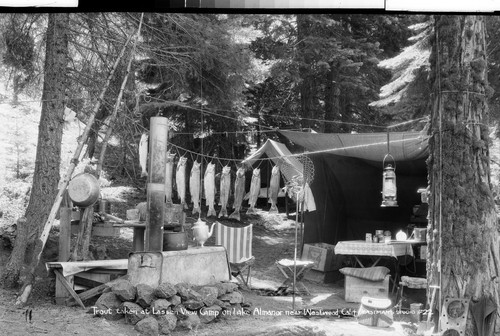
<box><xmin>335</xmin><ymin>240</ymin><xmax>415</xmax><ymax>293</ymax></box>
<box><xmin>46</xmin><ymin>259</ymin><xmax>128</xmax><ymax>308</ymax></box>
<box><xmin>275</xmin><ymin>259</ymin><xmax>315</xmax><ymax>295</ymax></box>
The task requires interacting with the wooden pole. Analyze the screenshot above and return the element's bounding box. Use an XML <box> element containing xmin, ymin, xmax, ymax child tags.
<box><xmin>72</xmin><ymin>206</ymin><xmax>93</xmax><ymax>261</ymax></box>
<box><xmin>145</xmin><ymin>117</ymin><xmax>169</xmax><ymax>251</ymax></box>
<box><xmin>15</xmin><ymin>30</ymin><xmax>135</xmax><ymax>307</ymax></box>
<box><xmin>58</xmin><ymin>191</ymin><xmax>72</xmax><ymax>263</ymax></box>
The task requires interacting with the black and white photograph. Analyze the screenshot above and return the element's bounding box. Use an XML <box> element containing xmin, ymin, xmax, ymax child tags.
<box><xmin>0</xmin><ymin>4</ymin><xmax>498</xmax><ymax>336</ymax></box>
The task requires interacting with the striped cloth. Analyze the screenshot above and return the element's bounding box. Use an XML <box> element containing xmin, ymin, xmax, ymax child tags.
<box><xmin>339</xmin><ymin>266</ymin><xmax>390</xmax><ymax>282</ymax></box>
<box><xmin>214</xmin><ymin>222</ymin><xmax>253</xmax><ymax>264</ymax></box>
<box><xmin>335</xmin><ymin>240</ymin><xmax>413</xmax><ymax>258</ymax></box>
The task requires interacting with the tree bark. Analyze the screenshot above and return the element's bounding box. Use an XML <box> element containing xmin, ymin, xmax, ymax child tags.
<box><xmin>297</xmin><ymin>15</ymin><xmax>315</xmax><ymax>131</ymax></box>
<box><xmin>324</xmin><ymin>67</ymin><xmax>340</xmax><ymax>133</ymax></box>
<box><xmin>428</xmin><ymin>15</ymin><xmax>500</xmax><ymax>335</ymax></box>
<box><xmin>2</xmin><ymin>13</ymin><xmax>69</xmax><ymax>289</ymax></box>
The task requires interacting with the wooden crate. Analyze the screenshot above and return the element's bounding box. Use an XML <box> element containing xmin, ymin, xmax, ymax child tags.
<box><xmin>345</xmin><ymin>274</ymin><xmax>390</xmax><ymax>303</ymax></box>
<box><xmin>302</xmin><ymin>243</ymin><xmax>336</xmax><ymax>271</ymax></box>
<box><xmin>92</xmin><ymin>222</ymin><xmax>120</xmax><ymax>237</ymax></box>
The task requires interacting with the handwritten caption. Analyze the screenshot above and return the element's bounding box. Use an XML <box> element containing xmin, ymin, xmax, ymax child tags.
<box><xmin>91</xmin><ymin>307</ymin><xmax>430</xmax><ymax>317</ymax></box>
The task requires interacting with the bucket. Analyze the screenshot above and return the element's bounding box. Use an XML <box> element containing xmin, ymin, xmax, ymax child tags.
<box><xmin>68</xmin><ymin>173</ymin><xmax>100</xmax><ymax>207</ymax></box>
<box><xmin>163</xmin><ymin>231</ymin><xmax>188</xmax><ymax>251</ymax></box>
<box><xmin>414</xmin><ymin>228</ymin><xmax>427</xmax><ymax>242</ymax></box>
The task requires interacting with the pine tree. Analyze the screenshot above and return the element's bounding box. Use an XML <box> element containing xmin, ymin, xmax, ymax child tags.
<box><xmin>3</xmin><ymin>13</ymin><xmax>69</xmax><ymax>288</ymax></box>
<box><xmin>428</xmin><ymin>16</ymin><xmax>499</xmax><ymax>335</ymax></box>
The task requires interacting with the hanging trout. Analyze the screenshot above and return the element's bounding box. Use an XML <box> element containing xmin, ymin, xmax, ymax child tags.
<box><xmin>229</xmin><ymin>167</ymin><xmax>246</xmax><ymax>221</ymax></box>
<box><xmin>165</xmin><ymin>153</ymin><xmax>175</xmax><ymax>204</ymax></box>
<box><xmin>246</xmin><ymin>168</ymin><xmax>261</xmax><ymax>215</ymax></box>
<box><xmin>190</xmin><ymin>161</ymin><xmax>201</xmax><ymax>215</ymax></box>
<box><xmin>176</xmin><ymin>156</ymin><xmax>188</xmax><ymax>209</ymax></box>
<box><xmin>139</xmin><ymin>133</ymin><xmax>148</xmax><ymax>177</ymax></box>
<box><xmin>218</xmin><ymin>165</ymin><xmax>231</xmax><ymax>218</ymax></box>
<box><xmin>204</xmin><ymin>162</ymin><xmax>216</xmax><ymax>217</ymax></box>
<box><xmin>269</xmin><ymin>165</ymin><xmax>280</xmax><ymax>214</ymax></box>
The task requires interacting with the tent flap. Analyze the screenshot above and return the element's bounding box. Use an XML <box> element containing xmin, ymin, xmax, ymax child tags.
<box><xmin>242</xmin><ymin>139</ymin><xmax>303</xmax><ymax>182</ymax></box>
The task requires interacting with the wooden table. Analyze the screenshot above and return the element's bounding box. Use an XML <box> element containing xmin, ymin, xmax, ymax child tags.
<box><xmin>46</xmin><ymin>259</ymin><xmax>128</xmax><ymax>308</ymax></box>
<box><xmin>335</xmin><ymin>240</ymin><xmax>414</xmax><ymax>267</ymax></box>
<box><xmin>107</xmin><ymin>209</ymin><xmax>186</xmax><ymax>252</ymax></box>
<box><xmin>335</xmin><ymin>240</ymin><xmax>415</xmax><ymax>293</ymax></box>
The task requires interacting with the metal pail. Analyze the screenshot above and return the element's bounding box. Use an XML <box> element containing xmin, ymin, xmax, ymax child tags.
<box><xmin>163</xmin><ymin>231</ymin><xmax>188</xmax><ymax>251</ymax></box>
<box><xmin>68</xmin><ymin>173</ymin><xmax>100</xmax><ymax>207</ymax></box>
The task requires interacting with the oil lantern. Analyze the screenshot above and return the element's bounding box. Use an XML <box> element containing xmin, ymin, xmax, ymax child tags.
<box><xmin>381</xmin><ymin>154</ymin><xmax>398</xmax><ymax>207</ymax></box>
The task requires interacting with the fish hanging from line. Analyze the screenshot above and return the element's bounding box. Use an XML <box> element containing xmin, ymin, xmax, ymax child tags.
<box><xmin>229</xmin><ymin>167</ymin><xmax>246</xmax><ymax>221</ymax></box>
<box><xmin>176</xmin><ymin>156</ymin><xmax>188</xmax><ymax>209</ymax></box>
<box><xmin>246</xmin><ymin>168</ymin><xmax>261</xmax><ymax>215</ymax></box>
<box><xmin>139</xmin><ymin>133</ymin><xmax>148</xmax><ymax>177</ymax></box>
<box><xmin>204</xmin><ymin>163</ymin><xmax>217</xmax><ymax>217</ymax></box>
<box><xmin>269</xmin><ymin>165</ymin><xmax>280</xmax><ymax>214</ymax></box>
<box><xmin>218</xmin><ymin>165</ymin><xmax>231</xmax><ymax>218</ymax></box>
<box><xmin>190</xmin><ymin>161</ymin><xmax>201</xmax><ymax>215</ymax></box>
<box><xmin>165</xmin><ymin>153</ymin><xmax>175</xmax><ymax>204</ymax></box>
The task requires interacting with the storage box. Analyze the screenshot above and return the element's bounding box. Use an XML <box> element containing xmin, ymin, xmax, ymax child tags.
<box><xmin>302</xmin><ymin>243</ymin><xmax>336</xmax><ymax>271</ymax></box>
<box><xmin>128</xmin><ymin>246</ymin><xmax>230</xmax><ymax>287</ymax></box>
<box><xmin>345</xmin><ymin>274</ymin><xmax>390</xmax><ymax>303</ymax></box>
<box><xmin>92</xmin><ymin>222</ymin><xmax>120</xmax><ymax>237</ymax></box>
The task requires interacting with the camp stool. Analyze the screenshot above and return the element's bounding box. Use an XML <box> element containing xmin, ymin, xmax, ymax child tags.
<box><xmin>395</xmin><ymin>275</ymin><xmax>427</xmax><ymax>313</ymax></box>
<box><xmin>275</xmin><ymin>259</ymin><xmax>315</xmax><ymax>295</ymax></box>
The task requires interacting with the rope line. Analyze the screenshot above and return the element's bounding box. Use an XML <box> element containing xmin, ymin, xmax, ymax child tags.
<box><xmin>0</xmin><ymin>94</ymin><xmax>429</xmax><ymax>131</ymax></box>
<box><xmin>167</xmin><ymin>135</ymin><xmax>427</xmax><ymax>163</ymax></box>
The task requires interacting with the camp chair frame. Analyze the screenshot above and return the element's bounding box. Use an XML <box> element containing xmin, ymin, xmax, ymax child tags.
<box><xmin>214</xmin><ymin>222</ymin><xmax>254</xmax><ymax>289</ymax></box>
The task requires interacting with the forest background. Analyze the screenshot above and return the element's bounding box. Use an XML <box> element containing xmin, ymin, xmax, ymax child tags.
<box><xmin>1</xmin><ymin>12</ymin><xmax>500</xmax><ymax>291</ymax></box>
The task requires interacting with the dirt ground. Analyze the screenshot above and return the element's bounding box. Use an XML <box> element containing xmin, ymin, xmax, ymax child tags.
<box><xmin>0</xmin><ymin>186</ymin><xmax>417</xmax><ymax>336</ymax></box>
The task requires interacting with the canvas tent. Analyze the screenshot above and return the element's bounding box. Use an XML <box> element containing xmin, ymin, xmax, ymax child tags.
<box><xmin>243</xmin><ymin>139</ymin><xmax>303</xmax><ymax>181</ymax></box>
<box><xmin>242</xmin><ymin>139</ymin><xmax>315</xmax><ymax>211</ymax></box>
<box><xmin>245</xmin><ymin>131</ymin><xmax>429</xmax><ymax>245</ymax></box>
<box><xmin>279</xmin><ymin>130</ymin><xmax>429</xmax><ymax>245</ymax></box>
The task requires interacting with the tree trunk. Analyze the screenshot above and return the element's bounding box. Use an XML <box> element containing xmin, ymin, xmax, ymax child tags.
<box><xmin>3</xmin><ymin>13</ymin><xmax>69</xmax><ymax>289</ymax></box>
<box><xmin>324</xmin><ymin>67</ymin><xmax>340</xmax><ymax>133</ymax></box>
<box><xmin>2</xmin><ymin>218</ymin><xmax>27</xmax><ymax>287</ymax></box>
<box><xmin>297</xmin><ymin>15</ymin><xmax>315</xmax><ymax>131</ymax></box>
<box><xmin>428</xmin><ymin>15</ymin><xmax>500</xmax><ymax>335</ymax></box>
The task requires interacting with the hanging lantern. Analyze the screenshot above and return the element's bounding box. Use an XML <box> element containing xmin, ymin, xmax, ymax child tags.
<box><xmin>381</xmin><ymin>154</ymin><xmax>398</xmax><ymax>207</ymax></box>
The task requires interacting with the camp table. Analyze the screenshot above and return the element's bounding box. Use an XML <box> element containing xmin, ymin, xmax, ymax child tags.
<box><xmin>46</xmin><ymin>259</ymin><xmax>128</xmax><ymax>308</ymax></box>
<box><xmin>335</xmin><ymin>240</ymin><xmax>414</xmax><ymax>293</ymax></box>
<box><xmin>335</xmin><ymin>240</ymin><xmax>414</xmax><ymax>267</ymax></box>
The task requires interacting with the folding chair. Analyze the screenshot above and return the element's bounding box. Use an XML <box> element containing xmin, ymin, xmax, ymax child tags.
<box><xmin>214</xmin><ymin>222</ymin><xmax>255</xmax><ymax>289</ymax></box>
